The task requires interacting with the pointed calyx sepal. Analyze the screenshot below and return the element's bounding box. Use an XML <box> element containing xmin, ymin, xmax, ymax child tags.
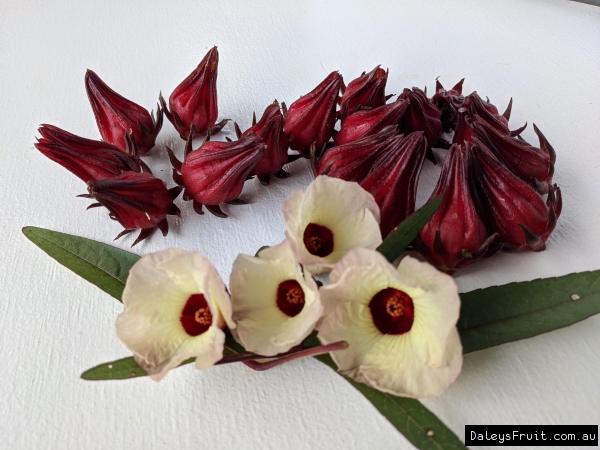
<box><xmin>86</xmin><ymin>172</ymin><xmax>181</xmax><ymax>246</ymax></box>
<box><xmin>338</xmin><ymin>66</ymin><xmax>388</xmax><ymax>119</ymax></box>
<box><xmin>35</xmin><ymin>124</ymin><xmax>149</xmax><ymax>184</ymax></box>
<box><xmin>335</xmin><ymin>99</ymin><xmax>407</xmax><ymax>146</ymax></box>
<box><xmin>283</xmin><ymin>71</ymin><xmax>343</xmax><ymax>156</ymax></box>
<box><xmin>162</xmin><ymin>46</ymin><xmax>220</xmax><ymax>139</ymax></box>
<box><xmin>397</xmin><ymin>87</ymin><xmax>442</xmax><ymax>160</ymax></box>
<box><xmin>471</xmin><ymin>118</ymin><xmax>554</xmax><ymax>194</ymax></box>
<box><xmin>359</xmin><ymin>132</ymin><xmax>428</xmax><ymax>238</ymax></box>
<box><xmin>416</xmin><ymin>143</ymin><xmax>499</xmax><ymax>273</ymax></box>
<box><xmin>469</xmin><ymin>143</ymin><xmax>561</xmax><ymax>252</ymax></box>
<box><xmin>170</xmin><ymin>133</ymin><xmax>265</xmax><ymax>217</ymax></box>
<box><xmin>237</xmin><ymin>101</ymin><xmax>290</xmax><ymax>185</ymax></box>
<box><xmin>431</xmin><ymin>78</ymin><xmax>465</xmax><ymax>132</ymax></box>
<box><xmin>85</xmin><ymin>69</ymin><xmax>162</xmax><ymax>156</ymax></box>
<box><xmin>314</xmin><ymin>126</ymin><xmax>397</xmax><ymax>182</ymax></box>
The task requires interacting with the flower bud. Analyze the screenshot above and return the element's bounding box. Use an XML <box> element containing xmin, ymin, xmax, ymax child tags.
<box><xmin>472</xmin><ymin>119</ymin><xmax>555</xmax><ymax>194</ymax></box>
<box><xmin>451</xmin><ymin>108</ymin><xmax>474</xmax><ymax>145</ymax></box>
<box><xmin>360</xmin><ymin>132</ymin><xmax>427</xmax><ymax>238</ymax></box>
<box><xmin>237</xmin><ymin>101</ymin><xmax>290</xmax><ymax>185</ymax></box>
<box><xmin>470</xmin><ymin>143</ymin><xmax>562</xmax><ymax>252</ymax></box>
<box><xmin>314</xmin><ymin>126</ymin><xmax>398</xmax><ymax>182</ymax></box>
<box><xmin>338</xmin><ymin>66</ymin><xmax>388</xmax><ymax>118</ymax></box>
<box><xmin>335</xmin><ymin>100</ymin><xmax>407</xmax><ymax>146</ymax></box>
<box><xmin>416</xmin><ymin>144</ymin><xmax>498</xmax><ymax>273</ymax></box>
<box><xmin>174</xmin><ymin>133</ymin><xmax>265</xmax><ymax>217</ymax></box>
<box><xmin>85</xmin><ymin>70</ymin><xmax>162</xmax><ymax>156</ymax></box>
<box><xmin>35</xmin><ymin>124</ymin><xmax>149</xmax><ymax>184</ymax></box>
<box><xmin>431</xmin><ymin>78</ymin><xmax>465</xmax><ymax>132</ymax></box>
<box><xmin>397</xmin><ymin>87</ymin><xmax>442</xmax><ymax>158</ymax></box>
<box><xmin>463</xmin><ymin>92</ymin><xmax>510</xmax><ymax>136</ymax></box>
<box><xmin>87</xmin><ymin>172</ymin><xmax>181</xmax><ymax>246</ymax></box>
<box><xmin>283</xmin><ymin>71</ymin><xmax>343</xmax><ymax>156</ymax></box>
<box><xmin>161</xmin><ymin>46</ymin><xmax>221</xmax><ymax>139</ymax></box>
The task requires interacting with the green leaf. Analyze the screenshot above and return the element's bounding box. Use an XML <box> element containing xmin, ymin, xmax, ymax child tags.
<box><xmin>459</xmin><ymin>270</ymin><xmax>600</xmax><ymax>353</ymax></box>
<box><xmin>82</xmin><ymin>337</ymin><xmax>464</xmax><ymax>449</ymax></box>
<box><xmin>377</xmin><ymin>197</ymin><xmax>442</xmax><ymax>263</ymax></box>
<box><xmin>224</xmin><ymin>331</ymin><xmax>248</xmax><ymax>354</ymax></box>
<box><xmin>81</xmin><ymin>356</ymin><xmax>195</xmax><ymax>380</ymax></box>
<box><xmin>29</xmin><ymin>226</ymin><xmax>600</xmax><ymax>448</ymax></box>
<box><xmin>81</xmin><ymin>334</ymin><xmax>242</xmax><ymax>380</ymax></box>
<box><xmin>22</xmin><ymin>226</ymin><xmax>139</xmax><ymax>301</ymax></box>
<box><xmin>314</xmin><ymin>354</ymin><xmax>466</xmax><ymax>450</ymax></box>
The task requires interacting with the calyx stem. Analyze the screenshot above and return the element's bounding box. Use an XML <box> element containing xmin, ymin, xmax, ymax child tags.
<box><xmin>216</xmin><ymin>340</ymin><xmax>347</xmax><ymax>371</ymax></box>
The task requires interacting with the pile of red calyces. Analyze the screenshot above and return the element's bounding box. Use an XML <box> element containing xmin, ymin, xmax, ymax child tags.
<box><xmin>35</xmin><ymin>48</ymin><xmax>562</xmax><ymax>274</ymax></box>
<box><xmin>312</xmin><ymin>75</ymin><xmax>561</xmax><ymax>273</ymax></box>
<box><xmin>35</xmin><ymin>67</ymin><xmax>180</xmax><ymax>246</ymax></box>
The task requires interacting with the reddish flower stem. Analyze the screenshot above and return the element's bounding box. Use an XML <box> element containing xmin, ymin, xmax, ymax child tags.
<box><xmin>242</xmin><ymin>341</ymin><xmax>348</xmax><ymax>371</ymax></box>
<box><xmin>214</xmin><ymin>352</ymin><xmax>267</xmax><ymax>365</ymax></box>
<box><xmin>215</xmin><ymin>341</ymin><xmax>347</xmax><ymax>370</ymax></box>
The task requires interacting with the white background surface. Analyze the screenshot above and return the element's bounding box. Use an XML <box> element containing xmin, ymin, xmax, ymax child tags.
<box><xmin>1</xmin><ymin>0</ymin><xmax>599</xmax><ymax>449</ymax></box>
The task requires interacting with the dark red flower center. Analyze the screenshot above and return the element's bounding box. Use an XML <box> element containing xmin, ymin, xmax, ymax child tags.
<box><xmin>276</xmin><ymin>279</ymin><xmax>305</xmax><ymax>317</ymax></box>
<box><xmin>368</xmin><ymin>288</ymin><xmax>414</xmax><ymax>335</ymax></box>
<box><xmin>303</xmin><ymin>223</ymin><xmax>334</xmax><ymax>257</ymax></box>
<box><xmin>180</xmin><ymin>294</ymin><xmax>213</xmax><ymax>336</ymax></box>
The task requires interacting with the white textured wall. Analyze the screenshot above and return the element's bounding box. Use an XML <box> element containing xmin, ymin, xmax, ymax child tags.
<box><xmin>1</xmin><ymin>0</ymin><xmax>599</xmax><ymax>448</ymax></box>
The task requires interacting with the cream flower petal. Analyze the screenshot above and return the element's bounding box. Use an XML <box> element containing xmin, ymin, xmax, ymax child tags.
<box><xmin>317</xmin><ymin>248</ymin><xmax>462</xmax><ymax>398</ymax></box>
<box><xmin>358</xmin><ymin>328</ymin><xmax>463</xmax><ymax>398</ymax></box>
<box><xmin>319</xmin><ymin>258</ymin><xmax>391</xmax><ymax>317</ymax></box>
<box><xmin>180</xmin><ymin>327</ymin><xmax>226</xmax><ymax>371</ymax></box>
<box><xmin>324</xmin><ymin>210</ymin><xmax>383</xmax><ymax>264</ymax></box>
<box><xmin>301</xmin><ymin>175</ymin><xmax>380</xmax><ymax>223</ymax></box>
<box><xmin>317</xmin><ymin>301</ymin><xmax>383</xmax><ymax>374</ymax></box>
<box><xmin>230</xmin><ymin>241</ymin><xmax>322</xmax><ymax>356</ymax></box>
<box><xmin>395</xmin><ymin>256</ymin><xmax>459</xmax><ymax>366</ymax></box>
<box><xmin>115</xmin><ymin>314</ymin><xmax>190</xmax><ymax>379</ymax></box>
<box><xmin>115</xmin><ymin>248</ymin><xmax>233</xmax><ymax>381</ymax></box>
<box><xmin>283</xmin><ymin>176</ymin><xmax>382</xmax><ymax>273</ymax></box>
<box><xmin>327</xmin><ymin>247</ymin><xmax>399</xmax><ymax>286</ymax></box>
<box><xmin>119</xmin><ymin>248</ymin><xmax>200</xmax><ymax>320</ymax></box>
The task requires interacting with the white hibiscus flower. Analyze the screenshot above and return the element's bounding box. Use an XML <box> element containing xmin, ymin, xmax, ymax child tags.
<box><xmin>115</xmin><ymin>248</ymin><xmax>234</xmax><ymax>381</ymax></box>
<box><xmin>230</xmin><ymin>241</ymin><xmax>322</xmax><ymax>356</ymax></box>
<box><xmin>283</xmin><ymin>175</ymin><xmax>382</xmax><ymax>274</ymax></box>
<box><xmin>317</xmin><ymin>248</ymin><xmax>462</xmax><ymax>398</ymax></box>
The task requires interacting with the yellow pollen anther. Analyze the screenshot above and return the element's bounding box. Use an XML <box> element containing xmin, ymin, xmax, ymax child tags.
<box><xmin>386</xmin><ymin>296</ymin><xmax>405</xmax><ymax>317</ymax></box>
<box><xmin>286</xmin><ymin>287</ymin><xmax>304</xmax><ymax>305</ymax></box>
<box><xmin>194</xmin><ymin>307</ymin><xmax>211</xmax><ymax>325</ymax></box>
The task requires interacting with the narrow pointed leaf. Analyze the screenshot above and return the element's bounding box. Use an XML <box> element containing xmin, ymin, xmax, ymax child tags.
<box><xmin>377</xmin><ymin>196</ymin><xmax>442</xmax><ymax>263</ymax></box>
<box><xmin>22</xmin><ymin>226</ymin><xmax>139</xmax><ymax>301</ymax></box>
<box><xmin>81</xmin><ymin>356</ymin><xmax>195</xmax><ymax>380</ymax></box>
<box><xmin>230</xmin><ymin>333</ymin><xmax>465</xmax><ymax>448</ymax></box>
<box><xmin>458</xmin><ymin>270</ymin><xmax>600</xmax><ymax>353</ymax></box>
<box><xmin>29</xmin><ymin>224</ymin><xmax>600</xmax><ymax>450</ymax></box>
<box><xmin>314</xmin><ymin>354</ymin><xmax>466</xmax><ymax>450</ymax></box>
<box><xmin>82</xmin><ymin>335</ymin><xmax>241</xmax><ymax>380</ymax></box>
<box><xmin>82</xmin><ymin>332</ymin><xmax>461</xmax><ymax>448</ymax></box>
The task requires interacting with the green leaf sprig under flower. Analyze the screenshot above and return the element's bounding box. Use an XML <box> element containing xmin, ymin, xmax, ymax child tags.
<box><xmin>23</xmin><ymin>198</ymin><xmax>600</xmax><ymax>450</ymax></box>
